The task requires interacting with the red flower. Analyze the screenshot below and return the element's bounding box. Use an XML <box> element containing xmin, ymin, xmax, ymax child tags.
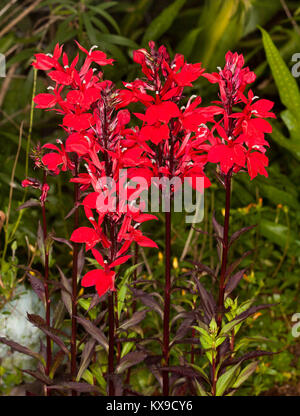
<box><xmin>246</xmin><ymin>152</ymin><xmax>268</xmax><ymax>180</ymax></box>
<box><xmin>42</xmin><ymin>141</ymin><xmax>74</xmax><ymax>173</ymax></box>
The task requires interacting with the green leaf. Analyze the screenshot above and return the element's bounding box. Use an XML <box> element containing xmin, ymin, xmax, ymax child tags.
<box><xmin>177</xmin><ymin>27</ymin><xmax>202</xmax><ymax>59</ymax></box>
<box><xmin>96</xmin><ymin>33</ymin><xmax>138</xmax><ymax>49</ymax></box>
<box><xmin>83</xmin><ymin>13</ymin><xmax>97</xmax><ymax>44</ymax></box>
<box><xmin>232</xmin><ymin>361</ymin><xmax>258</xmax><ymax>389</ymax></box>
<box><xmin>271</xmin><ymin>123</ymin><xmax>300</xmax><ymax>159</ymax></box>
<box><xmin>215</xmin><ymin>363</ymin><xmax>240</xmax><ymax>396</ymax></box>
<box><xmin>259</xmin><ymin>220</ymin><xmax>291</xmax><ymax>248</ymax></box>
<box><xmin>260</xmin><ymin>27</ymin><xmax>300</xmax><ymax>123</ymax></box>
<box><xmin>117</xmin><ymin>262</ymin><xmax>143</xmax><ymax>319</ymax></box>
<box><xmin>88</xmin><ymin>5</ymin><xmax>121</xmax><ymax>34</ymax></box>
<box><xmin>195</xmin><ymin>379</ymin><xmax>209</xmax><ymax>396</ymax></box>
<box><xmin>142</xmin><ymin>0</ymin><xmax>186</xmax><ymax>46</ymax></box>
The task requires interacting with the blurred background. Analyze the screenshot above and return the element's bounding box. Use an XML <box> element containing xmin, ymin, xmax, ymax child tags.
<box><xmin>0</xmin><ymin>0</ymin><xmax>300</xmax><ymax>395</ymax></box>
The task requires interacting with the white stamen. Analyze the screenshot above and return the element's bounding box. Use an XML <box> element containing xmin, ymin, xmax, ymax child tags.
<box><xmin>252</xmin><ymin>96</ymin><xmax>259</xmax><ymax>101</ymax></box>
<box><xmin>217</xmin><ymin>66</ymin><xmax>222</xmax><ymax>71</ymax></box>
<box><xmin>89</xmin><ymin>45</ymin><xmax>98</xmax><ymax>53</ymax></box>
<box><xmin>64</xmin><ymin>65</ymin><xmax>69</xmax><ymax>69</ymax></box>
<box><xmin>84</xmin><ymin>136</ymin><xmax>91</xmax><ymax>145</ymax></box>
<box><xmin>252</xmin><ymin>145</ymin><xmax>260</xmax><ymax>149</ymax></box>
<box><xmin>47</xmin><ymin>86</ymin><xmax>54</xmax><ymax>90</ymax></box>
<box><xmin>46</xmin><ymin>53</ymin><xmax>53</xmax><ymax>57</ymax></box>
<box><xmin>228</xmin><ymin>136</ymin><xmax>232</xmax><ymax>141</ymax></box>
<box><xmin>251</xmin><ymin>110</ymin><xmax>258</xmax><ymax>114</ymax></box>
<box><xmin>89</xmin><ymin>217</ymin><xmax>95</xmax><ymax>222</ymax></box>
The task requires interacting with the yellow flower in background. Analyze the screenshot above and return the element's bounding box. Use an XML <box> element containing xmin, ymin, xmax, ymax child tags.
<box><xmin>173</xmin><ymin>257</ymin><xmax>179</xmax><ymax>269</ymax></box>
<box><xmin>253</xmin><ymin>312</ymin><xmax>262</xmax><ymax>320</ymax></box>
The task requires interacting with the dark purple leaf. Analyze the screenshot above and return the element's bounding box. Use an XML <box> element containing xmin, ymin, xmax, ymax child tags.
<box><xmin>0</xmin><ymin>336</ymin><xmax>44</xmax><ymax>363</ymax></box>
<box><xmin>221</xmin><ymin>350</ymin><xmax>274</xmax><ymax>371</ymax></box>
<box><xmin>87</xmin><ymin>293</ymin><xmax>102</xmax><ymax>312</ymax></box>
<box><xmin>111</xmin><ymin>375</ymin><xmax>123</xmax><ymax>396</ymax></box>
<box><xmin>64</xmin><ymin>202</ymin><xmax>80</xmax><ymax>220</ymax></box>
<box><xmin>163</xmin><ymin>365</ymin><xmax>203</xmax><ymax>380</ymax></box>
<box><xmin>57</xmin><ymin>266</ymin><xmax>72</xmax><ymax>316</ymax></box>
<box><xmin>27</xmin><ymin>313</ymin><xmax>69</xmax><ymax>356</ymax></box>
<box><xmin>27</xmin><ymin>273</ymin><xmax>45</xmax><ymax>303</ymax></box>
<box><xmin>77</xmin><ymin>246</ymin><xmax>85</xmax><ymax>278</ymax></box>
<box><xmin>77</xmin><ymin>338</ymin><xmax>97</xmax><ymax>381</ymax></box>
<box><xmin>130</xmin><ymin>288</ymin><xmax>163</xmax><ymax>319</ymax></box>
<box><xmin>37</xmin><ymin>221</ymin><xmax>44</xmax><ymax>259</ymax></box>
<box><xmin>171</xmin><ymin>315</ymin><xmax>194</xmax><ymax>344</ymax></box>
<box><xmin>230</xmin><ymin>225</ymin><xmax>256</xmax><ymax>246</ymax></box>
<box><xmin>76</xmin><ymin>315</ymin><xmax>108</xmax><ymax>352</ymax></box>
<box><xmin>191</xmin><ymin>261</ymin><xmax>215</xmax><ymax>279</ymax></box>
<box><xmin>49</xmin><ymin>350</ymin><xmax>65</xmax><ymax>379</ymax></box>
<box><xmin>225</xmin><ymin>268</ymin><xmax>247</xmax><ymax>298</ymax></box>
<box><xmin>51</xmin><ymin>236</ymin><xmax>73</xmax><ymax>249</ymax></box>
<box><xmin>48</xmin><ymin>382</ymin><xmax>100</xmax><ymax>393</ymax></box>
<box><xmin>17</xmin><ymin>199</ymin><xmax>40</xmax><ymax>211</ymax></box>
<box><xmin>193</xmin><ymin>277</ymin><xmax>216</xmax><ymax>320</ymax></box>
<box><xmin>116</xmin><ymin>351</ymin><xmax>147</xmax><ymax>374</ymax></box>
<box><xmin>225</xmin><ymin>251</ymin><xmax>252</xmax><ymax>279</ymax></box>
<box><xmin>118</xmin><ymin>310</ymin><xmax>147</xmax><ymax>331</ymax></box>
<box><xmin>234</xmin><ymin>304</ymin><xmax>273</xmax><ymax>323</ymax></box>
<box><xmin>212</xmin><ymin>212</ymin><xmax>224</xmax><ymax>240</ymax></box>
<box><xmin>22</xmin><ymin>369</ymin><xmax>53</xmax><ymax>385</ymax></box>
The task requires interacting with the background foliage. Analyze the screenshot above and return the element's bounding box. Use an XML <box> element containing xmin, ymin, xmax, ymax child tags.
<box><xmin>1</xmin><ymin>0</ymin><xmax>300</xmax><ymax>395</ymax></box>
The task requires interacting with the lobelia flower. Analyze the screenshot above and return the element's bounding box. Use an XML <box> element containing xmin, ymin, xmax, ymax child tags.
<box><xmin>203</xmin><ymin>51</ymin><xmax>275</xmax><ymax>179</ymax></box>
<box><xmin>22</xmin><ymin>178</ymin><xmax>50</xmax><ymax>204</ymax></box>
<box><xmin>118</xmin><ymin>41</ymin><xmax>212</xmax><ymax>193</ymax></box>
<box><xmin>31</xmin><ymin>42</ymin><xmax>158</xmax><ymax>298</ymax></box>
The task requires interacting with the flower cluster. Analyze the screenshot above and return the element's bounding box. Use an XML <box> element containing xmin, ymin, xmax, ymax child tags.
<box><xmin>26</xmin><ymin>42</ymin><xmax>275</xmax><ymax>299</ymax></box>
<box><xmin>30</xmin><ymin>42</ymin><xmax>157</xmax><ymax>297</ymax></box>
<box><xmin>118</xmin><ymin>41</ymin><xmax>213</xmax><ymax>192</ymax></box>
<box><xmin>203</xmin><ymin>51</ymin><xmax>276</xmax><ymax>179</ymax></box>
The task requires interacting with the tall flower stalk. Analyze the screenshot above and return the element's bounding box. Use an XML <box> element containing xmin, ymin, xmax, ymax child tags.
<box><xmin>22</xmin><ymin>175</ymin><xmax>51</xmax><ymax>395</ymax></box>
<box><xmin>118</xmin><ymin>41</ymin><xmax>211</xmax><ymax>394</ymax></box>
<box><xmin>70</xmin><ymin>156</ymin><xmax>79</xmax><ymax>393</ymax></box>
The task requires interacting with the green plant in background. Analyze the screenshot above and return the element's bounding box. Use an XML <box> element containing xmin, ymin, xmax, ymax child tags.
<box><xmin>1</xmin><ymin>0</ymin><xmax>300</xmax><ymax>396</ymax></box>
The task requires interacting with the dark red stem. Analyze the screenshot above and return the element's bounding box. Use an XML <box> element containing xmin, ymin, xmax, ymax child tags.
<box><xmin>41</xmin><ymin>172</ymin><xmax>51</xmax><ymax>395</ymax></box>
<box><xmin>217</xmin><ymin>171</ymin><xmax>232</xmax><ymax>328</ymax></box>
<box><xmin>108</xmin><ymin>293</ymin><xmax>115</xmax><ymax>396</ymax></box>
<box><xmin>162</xmin><ymin>209</ymin><xmax>171</xmax><ymax>396</ymax></box>
<box><xmin>71</xmin><ymin>157</ymin><xmax>79</xmax><ymax>394</ymax></box>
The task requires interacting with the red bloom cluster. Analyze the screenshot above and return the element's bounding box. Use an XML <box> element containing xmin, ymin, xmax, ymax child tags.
<box><xmin>31</xmin><ymin>43</ymin><xmax>157</xmax><ymax>297</ymax></box>
<box><xmin>27</xmin><ymin>42</ymin><xmax>274</xmax><ymax>298</ymax></box>
<box><xmin>118</xmin><ymin>41</ymin><xmax>213</xmax><ymax>191</ymax></box>
<box><xmin>203</xmin><ymin>51</ymin><xmax>276</xmax><ymax>179</ymax></box>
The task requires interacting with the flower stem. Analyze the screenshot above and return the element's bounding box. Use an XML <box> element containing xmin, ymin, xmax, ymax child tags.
<box><xmin>162</xmin><ymin>209</ymin><xmax>171</xmax><ymax>396</ymax></box>
<box><xmin>41</xmin><ymin>172</ymin><xmax>51</xmax><ymax>395</ymax></box>
<box><xmin>71</xmin><ymin>157</ymin><xmax>79</xmax><ymax>395</ymax></box>
<box><xmin>217</xmin><ymin>171</ymin><xmax>232</xmax><ymax>328</ymax></box>
<box><xmin>108</xmin><ymin>292</ymin><xmax>115</xmax><ymax>396</ymax></box>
